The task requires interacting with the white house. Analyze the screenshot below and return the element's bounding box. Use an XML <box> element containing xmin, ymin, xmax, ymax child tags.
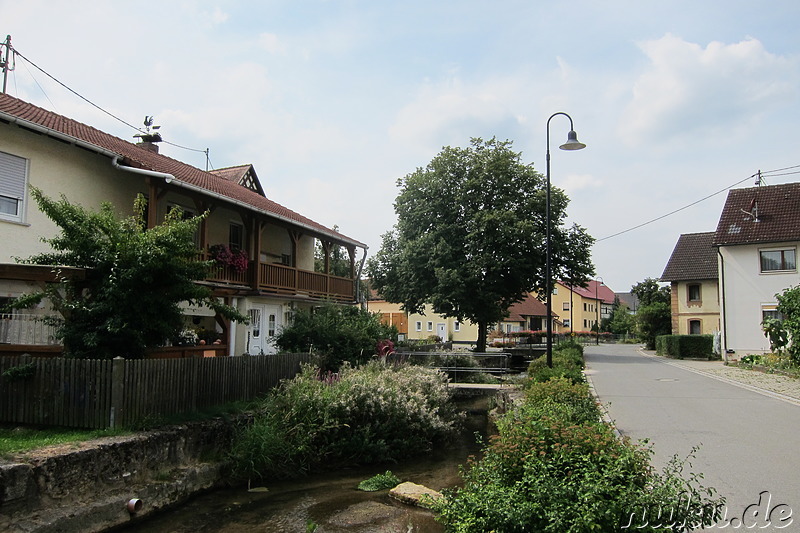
<box><xmin>715</xmin><ymin>182</ymin><xmax>800</xmax><ymax>356</ymax></box>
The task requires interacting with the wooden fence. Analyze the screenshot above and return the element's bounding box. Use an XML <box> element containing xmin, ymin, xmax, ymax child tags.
<box><xmin>0</xmin><ymin>353</ymin><xmax>312</xmax><ymax>429</ymax></box>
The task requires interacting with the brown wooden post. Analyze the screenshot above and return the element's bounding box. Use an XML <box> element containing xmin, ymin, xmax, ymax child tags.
<box><xmin>289</xmin><ymin>230</ymin><xmax>302</xmax><ymax>291</ymax></box>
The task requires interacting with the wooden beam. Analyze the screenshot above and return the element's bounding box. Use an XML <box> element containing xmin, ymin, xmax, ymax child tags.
<box><xmin>0</xmin><ymin>264</ymin><xmax>87</xmax><ymax>282</ymax></box>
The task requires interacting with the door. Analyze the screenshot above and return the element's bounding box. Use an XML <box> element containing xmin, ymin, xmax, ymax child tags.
<box><xmin>436</xmin><ymin>323</ymin><xmax>447</xmax><ymax>341</ymax></box>
<box><xmin>247</xmin><ymin>304</ymin><xmax>282</xmax><ymax>355</ymax></box>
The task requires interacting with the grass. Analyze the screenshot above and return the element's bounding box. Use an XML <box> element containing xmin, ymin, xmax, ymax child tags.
<box><xmin>0</xmin><ymin>425</ymin><xmax>130</xmax><ymax>458</ymax></box>
<box><xmin>0</xmin><ymin>399</ymin><xmax>260</xmax><ymax>459</ymax></box>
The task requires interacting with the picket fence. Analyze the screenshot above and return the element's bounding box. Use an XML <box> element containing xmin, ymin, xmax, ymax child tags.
<box><xmin>0</xmin><ymin>353</ymin><xmax>312</xmax><ymax>429</ymax></box>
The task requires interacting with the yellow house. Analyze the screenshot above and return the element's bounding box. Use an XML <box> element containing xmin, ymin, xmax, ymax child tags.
<box><xmin>0</xmin><ymin>93</ymin><xmax>366</xmax><ymax>356</ymax></box>
<box><xmin>545</xmin><ymin>280</ymin><xmax>613</xmax><ymax>334</ymax></box>
<box><xmin>661</xmin><ymin>232</ymin><xmax>720</xmax><ymax>335</ymax></box>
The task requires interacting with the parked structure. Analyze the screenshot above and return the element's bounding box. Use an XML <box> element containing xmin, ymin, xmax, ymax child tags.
<box><xmin>714</xmin><ymin>182</ymin><xmax>800</xmax><ymax>355</ymax></box>
<box><xmin>0</xmin><ymin>94</ymin><xmax>366</xmax><ymax>357</ymax></box>
<box><xmin>660</xmin><ymin>232</ymin><xmax>720</xmax><ymax>335</ymax></box>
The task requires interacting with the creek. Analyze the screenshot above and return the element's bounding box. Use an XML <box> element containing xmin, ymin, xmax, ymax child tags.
<box><xmin>119</xmin><ymin>396</ymin><xmax>491</xmax><ymax>533</ymax></box>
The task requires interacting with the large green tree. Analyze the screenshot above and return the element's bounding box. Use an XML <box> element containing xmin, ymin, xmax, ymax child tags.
<box><xmin>367</xmin><ymin>137</ymin><xmax>594</xmax><ymax>351</ymax></box>
<box><xmin>12</xmin><ymin>188</ymin><xmax>246</xmax><ymax>359</ymax></box>
<box><xmin>631</xmin><ymin>277</ymin><xmax>672</xmax><ymax>349</ymax></box>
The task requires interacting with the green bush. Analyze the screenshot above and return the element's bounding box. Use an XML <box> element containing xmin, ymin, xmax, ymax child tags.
<box><xmin>656</xmin><ymin>335</ymin><xmax>714</xmax><ymax>359</ymax></box>
<box><xmin>526</xmin><ymin>342</ymin><xmax>586</xmax><ymax>385</ymax></box>
<box><xmin>357</xmin><ymin>470</ymin><xmax>401</xmax><ymax>491</ymax></box>
<box><xmin>274</xmin><ymin>303</ymin><xmax>397</xmax><ymax>370</ymax></box>
<box><xmin>230</xmin><ymin>362</ymin><xmax>461</xmax><ymax>481</ymax></box>
<box><xmin>434</xmin><ymin>376</ymin><xmax>725</xmax><ymax>532</ymax></box>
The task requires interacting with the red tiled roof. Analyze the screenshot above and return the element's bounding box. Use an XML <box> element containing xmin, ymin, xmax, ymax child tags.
<box><xmin>714</xmin><ymin>182</ymin><xmax>800</xmax><ymax>247</ymax></box>
<box><xmin>506</xmin><ymin>294</ymin><xmax>548</xmax><ymax>321</ymax></box>
<box><xmin>559</xmin><ymin>280</ymin><xmax>614</xmax><ymax>304</ymax></box>
<box><xmin>209</xmin><ymin>164</ymin><xmax>252</xmax><ymax>183</ymax></box>
<box><xmin>0</xmin><ymin>93</ymin><xmax>365</xmax><ymax>249</ymax></box>
<box><xmin>661</xmin><ymin>232</ymin><xmax>717</xmax><ymax>281</ymax></box>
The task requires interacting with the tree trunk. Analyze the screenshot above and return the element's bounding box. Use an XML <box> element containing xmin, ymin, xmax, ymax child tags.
<box><xmin>476</xmin><ymin>320</ymin><xmax>488</xmax><ymax>352</ymax></box>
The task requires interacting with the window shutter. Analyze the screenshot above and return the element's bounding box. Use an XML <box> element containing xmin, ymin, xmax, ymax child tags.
<box><xmin>0</xmin><ymin>151</ymin><xmax>27</xmax><ymax>200</ymax></box>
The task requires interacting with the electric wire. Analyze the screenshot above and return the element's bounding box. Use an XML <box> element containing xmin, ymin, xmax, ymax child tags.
<box><xmin>12</xmin><ymin>46</ymin><xmax>212</xmax><ymax>160</ymax></box>
<box><xmin>596</xmin><ymin>166</ymin><xmax>800</xmax><ymax>242</ymax></box>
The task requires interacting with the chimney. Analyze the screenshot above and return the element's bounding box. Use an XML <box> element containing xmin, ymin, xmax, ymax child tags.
<box><xmin>134</xmin><ymin>116</ymin><xmax>162</xmax><ymax>153</ymax></box>
<box><xmin>136</xmin><ymin>139</ymin><xmax>160</xmax><ymax>154</ymax></box>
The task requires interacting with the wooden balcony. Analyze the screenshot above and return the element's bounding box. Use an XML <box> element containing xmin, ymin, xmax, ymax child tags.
<box><xmin>201</xmin><ymin>255</ymin><xmax>354</xmax><ymax>302</ymax></box>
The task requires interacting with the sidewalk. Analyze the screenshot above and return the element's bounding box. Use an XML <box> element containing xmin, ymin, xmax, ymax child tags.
<box><xmin>640</xmin><ymin>349</ymin><xmax>800</xmax><ymax>405</ymax></box>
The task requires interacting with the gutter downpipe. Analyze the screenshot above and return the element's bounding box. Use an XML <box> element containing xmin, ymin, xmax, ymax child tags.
<box><xmin>717</xmin><ymin>248</ymin><xmax>728</xmax><ymax>362</ymax></box>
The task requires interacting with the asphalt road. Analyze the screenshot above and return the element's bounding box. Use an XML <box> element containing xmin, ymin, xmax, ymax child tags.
<box><xmin>585</xmin><ymin>344</ymin><xmax>799</xmax><ymax>529</ymax></box>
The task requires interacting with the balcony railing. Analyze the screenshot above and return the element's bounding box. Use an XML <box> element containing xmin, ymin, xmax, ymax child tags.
<box><xmin>200</xmin><ymin>253</ymin><xmax>354</xmax><ymax>302</ymax></box>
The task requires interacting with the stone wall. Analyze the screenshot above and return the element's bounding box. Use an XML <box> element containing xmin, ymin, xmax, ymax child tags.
<box><xmin>0</xmin><ymin>416</ymin><xmax>247</xmax><ymax>532</ymax></box>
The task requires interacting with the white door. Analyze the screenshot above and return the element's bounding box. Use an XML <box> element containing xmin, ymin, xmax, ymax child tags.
<box><xmin>247</xmin><ymin>305</ymin><xmax>265</xmax><ymax>355</ymax></box>
<box><xmin>247</xmin><ymin>304</ymin><xmax>282</xmax><ymax>355</ymax></box>
<box><xmin>436</xmin><ymin>323</ymin><xmax>447</xmax><ymax>341</ymax></box>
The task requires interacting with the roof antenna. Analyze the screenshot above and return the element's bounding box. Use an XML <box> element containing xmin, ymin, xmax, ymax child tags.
<box><xmin>755</xmin><ymin>169</ymin><xmax>762</xmax><ymax>186</ymax></box>
<box><xmin>741</xmin><ymin>198</ymin><xmax>759</xmax><ymax>222</ymax></box>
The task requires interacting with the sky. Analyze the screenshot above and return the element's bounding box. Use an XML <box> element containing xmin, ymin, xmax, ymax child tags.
<box><xmin>3</xmin><ymin>0</ymin><xmax>800</xmax><ymax>294</ymax></box>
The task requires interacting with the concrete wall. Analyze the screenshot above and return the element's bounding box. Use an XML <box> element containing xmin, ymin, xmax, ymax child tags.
<box><xmin>0</xmin><ymin>417</ymin><xmax>244</xmax><ymax>533</ymax></box>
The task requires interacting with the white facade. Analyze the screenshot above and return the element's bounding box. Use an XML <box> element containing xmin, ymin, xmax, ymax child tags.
<box><xmin>719</xmin><ymin>241</ymin><xmax>800</xmax><ymax>355</ymax></box>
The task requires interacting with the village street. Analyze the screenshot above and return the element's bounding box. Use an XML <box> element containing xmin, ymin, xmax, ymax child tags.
<box><xmin>585</xmin><ymin>344</ymin><xmax>800</xmax><ymax>530</ymax></box>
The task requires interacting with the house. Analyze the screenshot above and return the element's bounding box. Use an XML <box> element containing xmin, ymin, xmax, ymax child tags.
<box><xmin>0</xmin><ymin>93</ymin><xmax>366</xmax><ymax>356</ymax></box>
<box><xmin>549</xmin><ymin>280</ymin><xmax>614</xmax><ymax>333</ymax></box>
<box><xmin>714</xmin><ymin>182</ymin><xmax>800</xmax><ymax>355</ymax></box>
<box><xmin>497</xmin><ymin>294</ymin><xmax>549</xmax><ymax>334</ymax></box>
<box><xmin>660</xmin><ymin>232</ymin><xmax>720</xmax><ymax>335</ymax></box>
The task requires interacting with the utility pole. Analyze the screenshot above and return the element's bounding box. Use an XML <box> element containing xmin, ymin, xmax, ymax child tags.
<box><xmin>1</xmin><ymin>35</ymin><xmax>13</xmax><ymax>94</ymax></box>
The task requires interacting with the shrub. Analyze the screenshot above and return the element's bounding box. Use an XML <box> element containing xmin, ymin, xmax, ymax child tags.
<box><xmin>526</xmin><ymin>342</ymin><xmax>586</xmax><ymax>384</ymax></box>
<box><xmin>274</xmin><ymin>304</ymin><xmax>397</xmax><ymax>370</ymax></box>
<box><xmin>231</xmin><ymin>362</ymin><xmax>461</xmax><ymax>481</ymax></box>
<box><xmin>434</xmin><ymin>377</ymin><xmax>725</xmax><ymax>532</ymax></box>
<box><xmin>656</xmin><ymin>335</ymin><xmax>714</xmax><ymax>359</ymax></box>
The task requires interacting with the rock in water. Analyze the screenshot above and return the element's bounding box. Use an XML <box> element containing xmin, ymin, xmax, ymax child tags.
<box><xmin>388</xmin><ymin>482</ymin><xmax>442</xmax><ymax>509</ymax></box>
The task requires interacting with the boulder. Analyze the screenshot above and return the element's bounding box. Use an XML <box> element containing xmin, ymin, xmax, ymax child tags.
<box><xmin>388</xmin><ymin>482</ymin><xmax>442</xmax><ymax>509</ymax></box>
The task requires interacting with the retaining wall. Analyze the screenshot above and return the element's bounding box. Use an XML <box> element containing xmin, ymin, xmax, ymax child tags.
<box><xmin>0</xmin><ymin>416</ymin><xmax>246</xmax><ymax>532</ymax></box>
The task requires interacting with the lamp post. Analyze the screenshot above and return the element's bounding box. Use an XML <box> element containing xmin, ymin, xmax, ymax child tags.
<box><xmin>545</xmin><ymin>112</ymin><xmax>585</xmax><ymax>368</ymax></box>
<box><xmin>595</xmin><ymin>276</ymin><xmax>604</xmax><ymax>345</ymax></box>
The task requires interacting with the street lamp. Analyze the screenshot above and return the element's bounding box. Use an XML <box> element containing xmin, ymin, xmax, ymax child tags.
<box><xmin>546</xmin><ymin>112</ymin><xmax>585</xmax><ymax>368</ymax></box>
<box><xmin>595</xmin><ymin>276</ymin><xmax>604</xmax><ymax>345</ymax></box>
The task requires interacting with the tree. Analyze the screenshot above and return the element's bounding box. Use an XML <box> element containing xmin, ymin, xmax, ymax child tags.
<box><xmin>631</xmin><ymin>278</ymin><xmax>671</xmax><ymax>349</ymax></box>
<box><xmin>763</xmin><ymin>285</ymin><xmax>800</xmax><ymax>363</ymax></box>
<box><xmin>367</xmin><ymin>137</ymin><xmax>595</xmax><ymax>351</ymax></box>
<box><xmin>314</xmin><ymin>225</ymin><xmax>352</xmax><ymax>278</ymax></box>
<box><xmin>273</xmin><ymin>303</ymin><xmax>397</xmax><ymax>370</ymax></box>
<box><xmin>606</xmin><ymin>299</ymin><xmax>636</xmax><ymax>335</ymax></box>
<box><xmin>12</xmin><ymin>188</ymin><xmax>246</xmax><ymax>359</ymax></box>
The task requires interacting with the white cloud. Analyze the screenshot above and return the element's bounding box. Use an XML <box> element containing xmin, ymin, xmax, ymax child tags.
<box><xmin>560</xmin><ymin>173</ymin><xmax>602</xmax><ymax>194</ymax></box>
<box><xmin>620</xmin><ymin>34</ymin><xmax>797</xmax><ymax>147</ymax></box>
<box><xmin>258</xmin><ymin>33</ymin><xmax>286</xmax><ymax>55</ymax></box>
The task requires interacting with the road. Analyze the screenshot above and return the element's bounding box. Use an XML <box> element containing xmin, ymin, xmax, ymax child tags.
<box><xmin>585</xmin><ymin>344</ymin><xmax>799</xmax><ymax>529</ymax></box>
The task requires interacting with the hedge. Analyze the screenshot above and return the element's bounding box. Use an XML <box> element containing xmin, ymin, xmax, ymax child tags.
<box><xmin>655</xmin><ymin>334</ymin><xmax>715</xmax><ymax>359</ymax></box>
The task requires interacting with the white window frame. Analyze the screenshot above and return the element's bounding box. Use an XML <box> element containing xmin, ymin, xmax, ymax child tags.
<box><xmin>427</xmin><ymin>321</ymin><xmax>433</xmax><ymax>332</ymax></box>
<box><xmin>415</xmin><ymin>321</ymin><xmax>422</xmax><ymax>332</ymax></box>
<box><xmin>0</xmin><ymin>150</ymin><xmax>28</xmax><ymax>224</ymax></box>
<box><xmin>454</xmin><ymin>321</ymin><xmax>461</xmax><ymax>332</ymax></box>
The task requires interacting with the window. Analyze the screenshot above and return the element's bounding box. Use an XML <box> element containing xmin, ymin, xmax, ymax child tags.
<box><xmin>454</xmin><ymin>321</ymin><xmax>461</xmax><ymax>332</ymax></box>
<box><xmin>0</xmin><ymin>150</ymin><xmax>28</xmax><ymax>223</ymax></box>
<box><xmin>562</xmin><ymin>302</ymin><xmax>570</xmax><ymax>311</ymax></box>
<box><xmin>415</xmin><ymin>321</ymin><xmax>422</xmax><ymax>332</ymax></box>
<box><xmin>563</xmin><ymin>319</ymin><xmax>571</xmax><ymax>328</ymax></box>
<box><xmin>688</xmin><ymin>284</ymin><xmax>701</xmax><ymax>302</ymax></box>
<box><xmin>229</xmin><ymin>222</ymin><xmax>244</xmax><ymax>251</ymax></box>
<box><xmin>762</xmin><ymin>308</ymin><xmax>783</xmax><ymax>322</ymax></box>
<box><xmin>689</xmin><ymin>320</ymin><xmax>701</xmax><ymax>334</ymax></box>
<box><xmin>760</xmin><ymin>249</ymin><xmax>796</xmax><ymax>272</ymax></box>
<box><xmin>427</xmin><ymin>321</ymin><xmax>433</xmax><ymax>332</ymax></box>
<box><xmin>583</xmin><ymin>303</ymin><xmax>588</xmax><ymax>312</ymax></box>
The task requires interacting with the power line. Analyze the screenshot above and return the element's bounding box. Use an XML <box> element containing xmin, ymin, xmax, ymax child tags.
<box><xmin>596</xmin><ymin>166</ymin><xmax>800</xmax><ymax>242</ymax></box>
<box><xmin>11</xmin><ymin>45</ymin><xmax>212</xmax><ymax>161</ymax></box>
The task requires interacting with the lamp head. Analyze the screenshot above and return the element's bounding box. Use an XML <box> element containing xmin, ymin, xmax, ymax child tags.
<box><xmin>559</xmin><ymin>130</ymin><xmax>586</xmax><ymax>151</ymax></box>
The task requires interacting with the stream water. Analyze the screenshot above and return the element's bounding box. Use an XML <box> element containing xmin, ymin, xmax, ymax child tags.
<box><xmin>121</xmin><ymin>397</ymin><xmax>490</xmax><ymax>533</ymax></box>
